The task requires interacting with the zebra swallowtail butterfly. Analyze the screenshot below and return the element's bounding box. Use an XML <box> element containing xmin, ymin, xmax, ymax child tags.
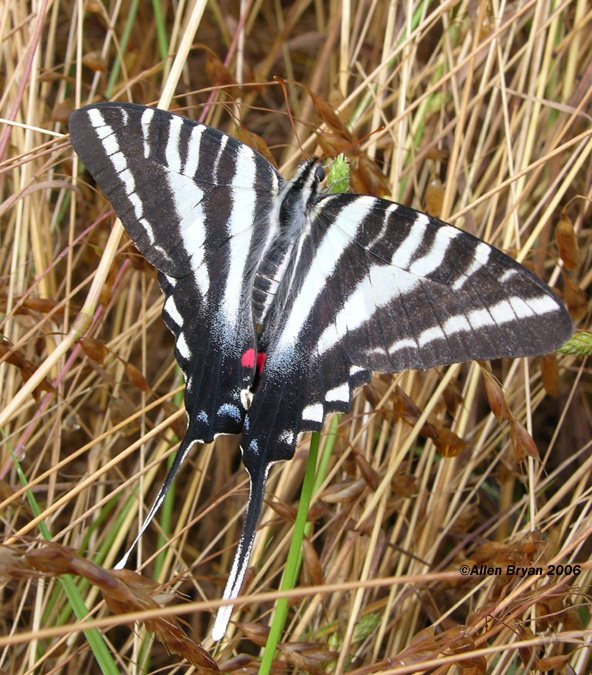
<box><xmin>69</xmin><ymin>102</ymin><xmax>572</xmax><ymax>640</ymax></box>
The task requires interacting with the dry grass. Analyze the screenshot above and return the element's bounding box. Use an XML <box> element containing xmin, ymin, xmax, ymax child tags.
<box><xmin>1</xmin><ymin>0</ymin><xmax>591</xmax><ymax>673</ymax></box>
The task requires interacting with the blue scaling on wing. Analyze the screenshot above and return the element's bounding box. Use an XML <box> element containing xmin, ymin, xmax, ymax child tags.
<box><xmin>69</xmin><ymin>104</ymin><xmax>573</xmax><ymax>641</ymax></box>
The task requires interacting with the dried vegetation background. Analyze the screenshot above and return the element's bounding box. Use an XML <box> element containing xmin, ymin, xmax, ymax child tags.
<box><xmin>1</xmin><ymin>0</ymin><xmax>591</xmax><ymax>673</ymax></box>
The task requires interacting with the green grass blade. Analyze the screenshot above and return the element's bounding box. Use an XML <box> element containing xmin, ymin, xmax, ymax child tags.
<box><xmin>6</xmin><ymin>438</ymin><xmax>120</xmax><ymax>674</ymax></box>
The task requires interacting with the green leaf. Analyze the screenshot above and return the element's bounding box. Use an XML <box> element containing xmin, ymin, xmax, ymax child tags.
<box><xmin>326</xmin><ymin>154</ymin><xmax>350</xmax><ymax>194</ymax></box>
<box><xmin>557</xmin><ymin>331</ymin><xmax>591</xmax><ymax>356</ymax></box>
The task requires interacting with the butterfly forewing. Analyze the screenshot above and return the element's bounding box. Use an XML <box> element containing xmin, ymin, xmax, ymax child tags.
<box><xmin>307</xmin><ymin>194</ymin><xmax>572</xmax><ymax>371</ymax></box>
<box><xmin>69</xmin><ymin>103</ymin><xmax>573</xmax><ymax>641</ymax></box>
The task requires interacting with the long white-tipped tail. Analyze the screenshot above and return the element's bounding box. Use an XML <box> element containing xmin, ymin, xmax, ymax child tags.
<box><xmin>115</xmin><ymin>438</ymin><xmax>198</xmax><ymax>569</ymax></box>
<box><xmin>211</xmin><ymin>465</ymin><xmax>268</xmax><ymax>641</ymax></box>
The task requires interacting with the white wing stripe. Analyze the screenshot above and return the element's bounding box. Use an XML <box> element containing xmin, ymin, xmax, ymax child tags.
<box><xmin>499</xmin><ymin>268</ymin><xmax>519</xmax><ymax>283</ymax></box>
<box><xmin>408</xmin><ymin>225</ymin><xmax>460</xmax><ymax>277</ymax></box>
<box><xmin>302</xmin><ymin>403</ymin><xmax>323</xmax><ymax>422</ymax></box>
<box><xmin>522</xmin><ymin>295</ymin><xmax>560</xmax><ymax>315</ymax></box>
<box><xmin>102</xmin><ymin>135</ymin><xmax>120</xmax><ymax>157</ymax></box>
<box><xmin>467</xmin><ymin>308</ymin><xmax>495</xmax><ymax>329</ymax></box>
<box><xmin>164</xmin><ymin>295</ymin><xmax>183</xmax><ymax>326</ymax></box>
<box><xmin>318</xmin><ymin>265</ymin><xmax>419</xmax><ymax>355</ymax></box>
<box><xmin>119</xmin><ymin>168</ymin><xmax>135</xmax><ymax>196</ymax></box>
<box><xmin>140</xmin><ymin>107</ymin><xmax>155</xmax><ymax>158</ymax></box>
<box><xmin>418</xmin><ymin>325</ymin><xmax>446</xmax><ymax>347</ymax></box>
<box><xmin>490</xmin><ymin>300</ymin><xmax>516</xmax><ymax>323</ymax></box>
<box><xmin>176</xmin><ymin>333</ymin><xmax>191</xmax><ymax>360</ymax></box>
<box><xmin>280</xmin><ymin>197</ymin><xmax>375</xmax><ymax>350</ymax></box>
<box><xmin>383</xmin><ymin>293</ymin><xmax>561</xmax><ymax>353</ymax></box>
<box><xmin>165</xmin><ymin>171</ymin><xmax>209</xmax><ymax>293</ymax></box>
<box><xmin>386</xmin><ymin>337</ymin><xmax>417</xmax><ymax>355</ymax></box>
<box><xmin>165</xmin><ymin>114</ymin><xmax>183</xmax><ymax>174</ymax></box>
<box><xmin>326</xmin><ymin>383</ymin><xmax>349</xmax><ymax>402</ymax></box>
<box><xmin>221</xmin><ymin>145</ymin><xmax>257</xmax><ymax>327</ymax></box>
<box><xmin>453</xmin><ymin>241</ymin><xmax>490</xmax><ymax>290</ymax></box>
<box><xmin>212</xmin><ymin>134</ymin><xmax>229</xmax><ymax>179</ymax></box>
<box><xmin>87</xmin><ymin>108</ymin><xmax>111</xmax><ymax>138</ymax></box>
<box><xmin>366</xmin><ymin>203</ymin><xmax>398</xmax><ymax>250</ymax></box>
<box><xmin>87</xmin><ymin>109</ymin><xmax>160</xmax><ymax>247</ymax></box>
<box><xmin>183</xmin><ymin>124</ymin><xmax>205</xmax><ymax>177</ymax></box>
<box><xmin>391</xmin><ymin>213</ymin><xmax>429</xmax><ymax>268</ymax></box>
<box><xmin>442</xmin><ymin>315</ymin><xmax>471</xmax><ymax>335</ymax></box>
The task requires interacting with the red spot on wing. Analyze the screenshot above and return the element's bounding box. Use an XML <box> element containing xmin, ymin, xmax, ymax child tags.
<box><xmin>257</xmin><ymin>353</ymin><xmax>266</xmax><ymax>375</ymax></box>
<box><xmin>241</xmin><ymin>349</ymin><xmax>256</xmax><ymax>369</ymax></box>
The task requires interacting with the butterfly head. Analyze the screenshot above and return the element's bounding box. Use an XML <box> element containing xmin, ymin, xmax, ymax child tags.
<box><xmin>311</xmin><ymin>160</ymin><xmax>326</xmax><ymax>184</ymax></box>
<box><xmin>279</xmin><ymin>159</ymin><xmax>326</xmax><ymax>230</ymax></box>
<box><xmin>293</xmin><ymin>158</ymin><xmax>325</xmax><ymax>186</ymax></box>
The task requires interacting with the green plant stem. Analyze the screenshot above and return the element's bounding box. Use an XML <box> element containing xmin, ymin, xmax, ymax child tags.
<box><xmin>6</xmin><ymin>439</ymin><xmax>119</xmax><ymax>675</ymax></box>
<box><xmin>258</xmin><ymin>432</ymin><xmax>319</xmax><ymax>673</ymax></box>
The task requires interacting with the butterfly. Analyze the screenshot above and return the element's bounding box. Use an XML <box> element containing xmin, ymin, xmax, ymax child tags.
<box><xmin>69</xmin><ymin>102</ymin><xmax>573</xmax><ymax>639</ymax></box>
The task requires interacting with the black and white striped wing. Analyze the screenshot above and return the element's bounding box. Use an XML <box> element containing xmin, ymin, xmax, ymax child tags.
<box><xmin>243</xmin><ymin>192</ymin><xmax>572</xmax><ymax>466</ymax></box>
<box><xmin>70</xmin><ymin>103</ymin><xmax>281</xmax><ymax>440</ymax></box>
<box><xmin>69</xmin><ymin>103</ymin><xmax>282</xmax><ymax>561</ymax></box>
<box><xmin>309</xmin><ymin>193</ymin><xmax>572</xmax><ymax>369</ymax></box>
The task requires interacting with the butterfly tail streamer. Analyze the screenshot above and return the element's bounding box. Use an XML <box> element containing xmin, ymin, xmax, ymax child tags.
<box><xmin>115</xmin><ymin>436</ymin><xmax>199</xmax><ymax>569</ymax></box>
<box><xmin>212</xmin><ymin>461</ymin><xmax>270</xmax><ymax>641</ymax></box>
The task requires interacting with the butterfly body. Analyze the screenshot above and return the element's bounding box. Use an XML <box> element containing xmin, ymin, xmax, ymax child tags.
<box><xmin>69</xmin><ymin>103</ymin><xmax>572</xmax><ymax>640</ymax></box>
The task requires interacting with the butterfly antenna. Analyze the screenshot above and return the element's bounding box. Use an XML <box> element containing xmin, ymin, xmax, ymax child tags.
<box><xmin>211</xmin><ymin>461</ymin><xmax>269</xmax><ymax>640</ymax></box>
<box><xmin>274</xmin><ymin>76</ymin><xmax>306</xmax><ymax>159</ymax></box>
<box><xmin>115</xmin><ymin>435</ymin><xmax>199</xmax><ymax>569</ymax></box>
